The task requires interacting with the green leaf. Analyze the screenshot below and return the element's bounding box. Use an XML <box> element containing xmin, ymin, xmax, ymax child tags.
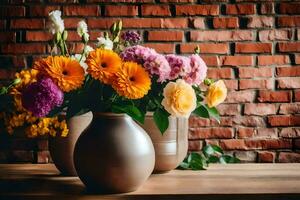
<box><xmin>206</xmin><ymin>106</ymin><xmax>220</xmax><ymax>123</ymax></box>
<box><xmin>112</xmin><ymin>104</ymin><xmax>145</xmax><ymax>124</ymax></box>
<box><xmin>193</xmin><ymin>105</ymin><xmax>209</xmax><ymax>118</ymax></box>
<box><xmin>219</xmin><ymin>155</ymin><xmax>241</xmax><ymax>164</ymax></box>
<box><xmin>207</xmin><ymin>155</ymin><xmax>219</xmax><ymax>163</ymax></box>
<box><xmin>203</xmin><ymin>144</ymin><xmax>223</xmax><ymax>157</ymax></box>
<box><xmin>189</xmin><ymin>153</ymin><xmax>207</xmax><ymax>170</ymax></box>
<box><xmin>153</xmin><ymin>108</ymin><xmax>169</xmax><ymax>135</ymax></box>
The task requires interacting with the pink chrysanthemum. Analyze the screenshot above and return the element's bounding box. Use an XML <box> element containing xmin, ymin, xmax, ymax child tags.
<box><xmin>183</xmin><ymin>54</ymin><xmax>207</xmax><ymax>85</ymax></box>
<box><xmin>165</xmin><ymin>54</ymin><xmax>191</xmax><ymax>80</ymax></box>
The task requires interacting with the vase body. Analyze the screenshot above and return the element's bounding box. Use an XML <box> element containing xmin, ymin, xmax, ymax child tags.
<box><xmin>140</xmin><ymin>113</ymin><xmax>188</xmax><ymax>173</ymax></box>
<box><xmin>73</xmin><ymin>113</ymin><xmax>155</xmax><ymax>193</ymax></box>
<box><xmin>49</xmin><ymin>112</ymin><xmax>93</xmax><ymax>176</ymax></box>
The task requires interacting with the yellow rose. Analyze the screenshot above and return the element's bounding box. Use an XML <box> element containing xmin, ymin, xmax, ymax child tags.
<box><xmin>161</xmin><ymin>79</ymin><xmax>197</xmax><ymax>117</ymax></box>
<box><xmin>206</xmin><ymin>80</ymin><xmax>227</xmax><ymax>108</ymax></box>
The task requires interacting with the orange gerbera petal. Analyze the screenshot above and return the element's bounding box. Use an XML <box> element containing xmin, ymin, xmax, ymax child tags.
<box><xmin>33</xmin><ymin>56</ymin><xmax>85</xmax><ymax>92</ymax></box>
<box><xmin>86</xmin><ymin>49</ymin><xmax>122</xmax><ymax>84</ymax></box>
<box><xmin>112</xmin><ymin>62</ymin><xmax>151</xmax><ymax>99</ymax></box>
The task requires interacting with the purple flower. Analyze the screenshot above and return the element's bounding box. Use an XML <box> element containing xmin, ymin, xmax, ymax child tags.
<box><xmin>121</xmin><ymin>31</ymin><xmax>141</xmax><ymax>44</ymax></box>
<box><xmin>183</xmin><ymin>54</ymin><xmax>207</xmax><ymax>85</ymax></box>
<box><xmin>165</xmin><ymin>55</ymin><xmax>191</xmax><ymax>80</ymax></box>
<box><xmin>120</xmin><ymin>45</ymin><xmax>156</xmax><ymax>64</ymax></box>
<box><xmin>22</xmin><ymin>77</ymin><xmax>64</xmax><ymax>117</ymax></box>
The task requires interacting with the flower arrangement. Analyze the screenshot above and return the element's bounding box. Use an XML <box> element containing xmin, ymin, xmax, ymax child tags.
<box><xmin>0</xmin><ymin>10</ymin><xmax>228</xmax><ymax>137</ymax></box>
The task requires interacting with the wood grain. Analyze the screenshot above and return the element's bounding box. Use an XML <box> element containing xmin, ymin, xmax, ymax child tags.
<box><xmin>0</xmin><ymin>164</ymin><xmax>300</xmax><ymax>200</ymax></box>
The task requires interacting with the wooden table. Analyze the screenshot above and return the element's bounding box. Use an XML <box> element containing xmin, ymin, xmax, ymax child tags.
<box><xmin>0</xmin><ymin>164</ymin><xmax>300</xmax><ymax>200</ymax></box>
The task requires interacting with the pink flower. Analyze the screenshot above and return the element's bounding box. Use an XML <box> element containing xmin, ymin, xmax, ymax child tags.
<box><xmin>144</xmin><ymin>54</ymin><xmax>171</xmax><ymax>82</ymax></box>
<box><xmin>165</xmin><ymin>54</ymin><xmax>191</xmax><ymax>80</ymax></box>
<box><xmin>183</xmin><ymin>54</ymin><xmax>207</xmax><ymax>85</ymax></box>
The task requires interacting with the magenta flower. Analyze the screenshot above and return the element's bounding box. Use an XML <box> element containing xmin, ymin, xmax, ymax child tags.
<box><xmin>165</xmin><ymin>54</ymin><xmax>191</xmax><ymax>80</ymax></box>
<box><xmin>183</xmin><ymin>54</ymin><xmax>207</xmax><ymax>85</ymax></box>
<box><xmin>22</xmin><ymin>77</ymin><xmax>64</xmax><ymax>117</ymax></box>
<box><xmin>121</xmin><ymin>31</ymin><xmax>141</xmax><ymax>44</ymax></box>
<box><xmin>120</xmin><ymin>45</ymin><xmax>156</xmax><ymax>64</ymax></box>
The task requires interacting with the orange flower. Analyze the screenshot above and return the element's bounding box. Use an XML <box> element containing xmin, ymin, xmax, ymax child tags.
<box><xmin>33</xmin><ymin>56</ymin><xmax>85</xmax><ymax>92</ymax></box>
<box><xmin>86</xmin><ymin>49</ymin><xmax>122</xmax><ymax>84</ymax></box>
<box><xmin>112</xmin><ymin>62</ymin><xmax>151</xmax><ymax>99</ymax></box>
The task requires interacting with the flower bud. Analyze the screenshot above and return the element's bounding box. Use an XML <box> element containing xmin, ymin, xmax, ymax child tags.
<box><xmin>83</xmin><ymin>33</ymin><xmax>89</xmax><ymax>43</ymax></box>
<box><xmin>204</xmin><ymin>78</ymin><xmax>213</xmax><ymax>86</ymax></box>
<box><xmin>12</xmin><ymin>78</ymin><xmax>21</xmax><ymax>85</ymax></box>
<box><xmin>63</xmin><ymin>30</ymin><xmax>68</xmax><ymax>41</ymax></box>
<box><xmin>194</xmin><ymin>46</ymin><xmax>200</xmax><ymax>54</ymax></box>
<box><xmin>55</xmin><ymin>32</ymin><xmax>61</xmax><ymax>43</ymax></box>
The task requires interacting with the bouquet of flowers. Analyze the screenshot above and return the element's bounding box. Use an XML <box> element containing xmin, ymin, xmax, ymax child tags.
<box><xmin>0</xmin><ymin>10</ymin><xmax>227</xmax><ymax>136</ymax></box>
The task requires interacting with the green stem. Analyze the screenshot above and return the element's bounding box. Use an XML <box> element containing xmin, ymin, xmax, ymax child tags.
<box><xmin>79</xmin><ymin>43</ymin><xmax>87</xmax><ymax>62</ymax></box>
<box><xmin>63</xmin><ymin>40</ymin><xmax>69</xmax><ymax>56</ymax></box>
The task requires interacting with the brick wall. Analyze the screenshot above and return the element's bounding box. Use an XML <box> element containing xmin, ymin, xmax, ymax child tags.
<box><xmin>0</xmin><ymin>0</ymin><xmax>300</xmax><ymax>163</ymax></box>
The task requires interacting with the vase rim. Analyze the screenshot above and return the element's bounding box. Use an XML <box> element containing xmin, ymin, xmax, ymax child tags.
<box><xmin>93</xmin><ymin>112</ymin><xmax>130</xmax><ymax>118</ymax></box>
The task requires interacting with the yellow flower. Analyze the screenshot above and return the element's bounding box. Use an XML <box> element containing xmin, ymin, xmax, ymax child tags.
<box><xmin>86</xmin><ymin>49</ymin><xmax>122</xmax><ymax>84</ymax></box>
<box><xmin>206</xmin><ymin>80</ymin><xmax>227</xmax><ymax>108</ymax></box>
<box><xmin>161</xmin><ymin>79</ymin><xmax>197</xmax><ymax>117</ymax></box>
<box><xmin>33</xmin><ymin>56</ymin><xmax>85</xmax><ymax>92</ymax></box>
<box><xmin>112</xmin><ymin>62</ymin><xmax>151</xmax><ymax>99</ymax></box>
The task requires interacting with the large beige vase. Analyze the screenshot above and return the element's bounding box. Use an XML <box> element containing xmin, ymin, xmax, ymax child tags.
<box><xmin>73</xmin><ymin>113</ymin><xmax>155</xmax><ymax>193</ymax></box>
<box><xmin>140</xmin><ymin>113</ymin><xmax>188</xmax><ymax>173</ymax></box>
<box><xmin>49</xmin><ymin>112</ymin><xmax>93</xmax><ymax>176</ymax></box>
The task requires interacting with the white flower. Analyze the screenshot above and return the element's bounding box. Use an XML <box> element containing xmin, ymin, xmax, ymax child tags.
<box><xmin>96</xmin><ymin>37</ymin><xmax>113</xmax><ymax>50</ymax></box>
<box><xmin>84</xmin><ymin>45</ymin><xmax>94</xmax><ymax>54</ymax></box>
<box><xmin>48</xmin><ymin>10</ymin><xmax>64</xmax><ymax>35</ymax></box>
<box><xmin>77</xmin><ymin>20</ymin><xmax>88</xmax><ymax>37</ymax></box>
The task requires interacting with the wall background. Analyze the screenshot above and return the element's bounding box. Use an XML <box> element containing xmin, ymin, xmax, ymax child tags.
<box><xmin>0</xmin><ymin>0</ymin><xmax>300</xmax><ymax>163</ymax></box>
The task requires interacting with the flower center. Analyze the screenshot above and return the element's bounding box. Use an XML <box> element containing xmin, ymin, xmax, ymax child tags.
<box><xmin>129</xmin><ymin>76</ymin><xmax>135</xmax><ymax>82</ymax></box>
<box><xmin>101</xmin><ymin>62</ymin><xmax>107</xmax><ymax>68</ymax></box>
<box><xmin>62</xmin><ymin>70</ymin><xmax>68</xmax><ymax>76</ymax></box>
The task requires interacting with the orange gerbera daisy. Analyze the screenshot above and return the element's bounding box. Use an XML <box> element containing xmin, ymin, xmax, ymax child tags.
<box><xmin>33</xmin><ymin>56</ymin><xmax>85</xmax><ymax>92</ymax></box>
<box><xmin>112</xmin><ymin>62</ymin><xmax>151</xmax><ymax>99</ymax></box>
<box><xmin>86</xmin><ymin>49</ymin><xmax>122</xmax><ymax>84</ymax></box>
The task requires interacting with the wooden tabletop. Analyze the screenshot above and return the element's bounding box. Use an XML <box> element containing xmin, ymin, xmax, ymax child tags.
<box><xmin>0</xmin><ymin>164</ymin><xmax>300</xmax><ymax>200</ymax></box>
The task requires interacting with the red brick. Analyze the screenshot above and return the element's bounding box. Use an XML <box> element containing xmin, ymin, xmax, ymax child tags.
<box><xmin>279</xmin><ymin>3</ymin><xmax>300</xmax><ymax>14</ymax></box>
<box><xmin>217</xmin><ymin>104</ymin><xmax>240</xmax><ymax>116</ymax></box>
<box><xmin>298</xmin><ymin>29</ymin><xmax>300</xmax><ymax>40</ymax></box>
<box><xmin>0</xmin><ymin>6</ymin><xmax>25</xmax><ymax>17</ymax></box>
<box><xmin>180</xmin><ymin>43</ymin><xmax>229</xmax><ymax>54</ymax></box>
<box><xmin>296</xmin><ymin>91</ymin><xmax>300</xmax><ymax>102</ymax></box>
<box><xmin>220</xmin><ymin>56</ymin><xmax>253</xmax><ymax>66</ymax></box>
<box><xmin>141</xmin><ymin>5</ymin><xmax>171</xmax><ymax>16</ymax></box>
<box><xmin>189</xmin><ymin>128</ymin><xmax>234</xmax><ymax>139</ymax></box>
<box><xmin>161</xmin><ymin>0</ymin><xmax>195</xmax><ymax>2</ymax></box>
<box><xmin>295</xmin><ymin>55</ymin><xmax>300</xmax><ymax>64</ymax></box>
<box><xmin>278</xmin><ymin>16</ymin><xmax>300</xmax><ymax>27</ymax></box>
<box><xmin>280</xmin><ymin>128</ymin><xmax>300</xmax><ymax>138</ymax></box>
<box><xmin>176</xmin><ymin>5</ymin><xmax>219</xmax><ymax>16</ymax></box>
<box><xmin>63</xmin><ymin>5</ymin><xmax>100</xmax><ymax>16</ymax></box>
<box><xmin>87</xmin><ymin>0</ymin><xmax>153</xmax><ymax>2</ymax></box>
<box><xmin>189</xmin><ymin>116</ymin><xmax>210</xmax><ymax>128</ymax></box>
<box><xmin>261</xmin><ymin>3</ymin><xmax>274</xmax><ymax>14</ymax></box>
<box><xmin>259</xmin><ymin>30</ymin><xmax>292</xmax><ymax>42</ymax></box>
<box><xmin>12</xmin><ymin>56</ymin><xmax>27</xmax><ymax>68</ymax></box>
<box><xmin>10</xmin><ymin>19</ymin><xmax>44</xmax><ymax>29</ymax></box>
<box><xmin>279</xmin><ymin>152</ymin><xmax>300</xmax><ymax>163</ymax></box>
<box><xmin>226</xmin><ymin>90</ymin><xmax>255</xmax><ymax>103</ymax></box>
<box><xmin>220</xmin><ymin>139</ymin><xmax>246</xmax><ymax>150</ymax></box>
<box><xmin>245</xmin><ymin>139</ymin><xmax>292</xmax><ymax>150</ymax></box>
<box><xmin>233</xmin><ymin>116</ymin><xmax>265</xmax><ymax>127</ymax></box>
<box><xmin>276</xmin><ymin>66</ymin><xmax>300</xmax><ymax>77</ymax></box>
<box><xmin>247</xmin><ymin>16</ymin><xmax>274</xmax><ymax>28</ymax></box>
<box><xmin>224</xmin><ymin>80</ymin><xmax>238</xmax><ymax>90</ymax></box>
<box><xmin>258</xmin><ymin>151</ymin><xmax>275</xmax><ymax>163</ymax></box>
<box><xmin>0</xmin><ymin>20</ymin><xmax>5</xmax><ymax>29</ymax></box>
<box><xmin>159</xmin><ymin>18</ymin><xmax>188</xmax><ymax>28</ymax></box>
<box><xmin>190</xmin><ymin>18</ymin><xmax>205</xmax><ymax>29</ymax></box>
<box><xmin>277</xmin><ymin>78</ymin><xmax>300</xmax><ymax>89</ymax></box>
<box><xmin>237</xmin><ymin>127</ymin><xmax>255</xmax><ymax>139</ymax></box>
<box><xmin>258</xmin><ymin>55</ymin><xmax>290</xmax><ymax>66</ymax></box>
<box><xmin>188</xmin><ymin>140</ymin><xmax>203</xmax><ymax>151</ymax></box>
<box><xmin>37</xmin><ymin>140</ymin><xmax>48</xmax><ymax>150</ymax></box>
<box><xmin>226</xmin><ymin>4</ymin><xmax>255</xmax><ymax>15</ymax></box>
<box><xmin>190</xmin><ymin>30</ymin><xmax>254</xmax><ymax>41</ymax></box>
<box><xmin>268</xmin><ymin>115</ymin><xmax>300</xmax><ymax>126</ymax></box>
<box><xmin>238</xmin><ymin>67</ymin><xmax>272</xmax><ymax>78</ymax></box>
<box><xmin>26</xmin><ymin>31</ymin><xmax>52</xmax><ymax>41</ymax></box>
<box><xmin>1</xmin><ymin>44</ymin><xmax>46</xmax><ymax>54</ymax></box>
<box><xmin>279</xmin><ymin>103</ymin><xmax>300</xmax><ymax>114</ymax></box>
<box><xmin>37</xmin><ymin>151</ymin><xmax>51</xmax><ymax>163</ymax></box>
<box><xmin>201</xmin><ymin>56</ymin><xmax>219</xmax><ymax>66</ymax></box>
<box><xmin>235</xmin><ymin>151</ymin><xmax>257</xmax><ymax>162</ymax></box>
<box><xmin>244</xmin><ymin>103</ymin><xmax>276</xmax><ymax>116</ymax></box>
<box><xmin>0</xmin><ymin>69</ymin><xmax>16</xmax><ymax>79</ymax></box>
<box><xmin>67</xmin><ymin>31</ymin><xmax>81</xmax><ymax>41</ymax></box>
<box><xmin>29</xmin><ymin>5</ymin><xmax>60</xmax><ymax>16</ymax></box>
<box><xmin>295</xmin><ymin>139</ymin><xmax>300</xmax><ymax>149</ymax></box>
<box><xmin>278</xmin><ymin>42</ymin><xmax>300</xmax><ymax>53</ymax></box>
<box><xmin>11</xmin><ymin>150</ymin><xmax>34</xmax><ymax>162</ymax></box>
<box><xmin>143</xmin><ymin>43</ymin><xmax>174</xmax><ymax>54</ymax></box>
<box><xmin>213</xmin><ymin>17</ymin><xmax>239</xmax><ymax>29</ymax></box>
<box><xmin>239</xmin><ymin>79</ymin><xmax>273</xmax><ymax>90</ymax></box>
<box><xmin>257</xmin><ymin>128</ymin><xmax>277</xmax><ymax>139</ymax></box>
<box><xmin>105</xmin><ymin>5</ymin><xmax>138</xmax><ymax>16</ymax></box>
<box><xmin>0</xmin><ymin>32</ymin><xmax>16</xmax><ymax>42</ymax></box>
<box><xmin>235</xmin><ymin>43</ymin><xmax>272</xmax><ymax>53</ymax></box>
<box><xmin>207</xmin><ymin>68</ymin><xmax>233</xmax><ymax>79</ymax></box>
<box><xmin>148</xmin><ymin>31</ymin><xmax>183</xmax><ymax>41</ymax></box>
<box><xmin>258</xmin><ymin>90</ymin><xmax>291</xmax><ymax>103</ymax></box>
